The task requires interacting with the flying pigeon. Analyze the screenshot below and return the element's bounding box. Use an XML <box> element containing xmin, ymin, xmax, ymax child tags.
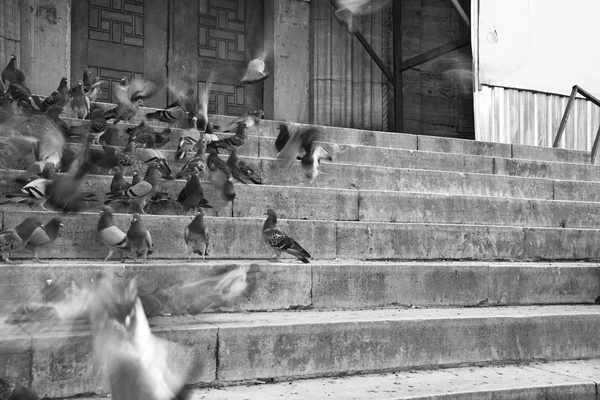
<box><xmin>240</xmin><ymin>52</ymin><xmax>269</xmax><ymax>85</ymax></box>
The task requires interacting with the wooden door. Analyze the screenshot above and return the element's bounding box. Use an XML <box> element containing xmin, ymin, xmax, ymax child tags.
<box><xmin>170</xmin><ymin>0</ymin><xmax>265</xmax><ymax>117</ymax></box>
<box><xmin>70</xmin><ymin>0</ymin><xmax>168</xmax><ymax>107</ymax></box>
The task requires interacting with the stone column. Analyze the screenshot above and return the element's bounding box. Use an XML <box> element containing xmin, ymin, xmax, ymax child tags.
<box><xmin>19</xmin><ymin>0</ymin><xmax>71</xmax><ymax>96</ymax></box>
<box><xmin>264</xmin><ymin>0</ymin><xmax>311</xmax><ymax>123</ymax></box>
<box><xmin>0</xmin><ymin>0</ymin><xmax>21</xmax><ymax>67</ymax></box>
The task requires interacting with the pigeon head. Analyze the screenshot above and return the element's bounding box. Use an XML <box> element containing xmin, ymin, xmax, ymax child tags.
<box><xmin>131</xmin><ymin>213</ymin><xmax>141</xmax><ymax>223</ymax></box>
<box><xmin>48</xmin><ymin>217</ymin><xmax>64</xmax><ymax>229</ymax></box>
<box><xmin>100</xmin><ymin>205</ymin><xmax>115</xmax><ymax>215</ymax></box>
<box><xmin>120</xmin><ymin>77</ymin><xmax>128</xmax><ymax>86</ymax></box>
<box><xmin>265</xmin><ymin>208</ymin><xmax>277</xmax><ymax>222</ymax></box>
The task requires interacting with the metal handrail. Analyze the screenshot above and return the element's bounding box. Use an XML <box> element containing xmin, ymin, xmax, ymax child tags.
<box><xmin>553</xmin><ymin>85</ymin><xmax>600</xmax><ymax>164</ymax></box>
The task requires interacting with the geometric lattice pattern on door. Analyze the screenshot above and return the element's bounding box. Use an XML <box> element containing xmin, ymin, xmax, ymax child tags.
<box><xmin>89</xmin><ymin>66</ymin><xmax>143</xmax><ymax>103</ymax></box>
<box><xmin>199</xmin><ymin>81</ymin><xmax>245</xmax><ymax>116</ymax></box>
<box><xmin>198</xmin><ymin>0</ymin><xmax>246</xmax><ymax>62</ymax></box>
<box><xmin>88</xmin><ymin>0</ymin><xmax>144</xmax><ymax>47</ymax></box>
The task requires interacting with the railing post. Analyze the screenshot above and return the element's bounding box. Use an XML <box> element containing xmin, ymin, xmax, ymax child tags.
<box><xmin>552</xmin><ymin>85</ymin><xmax>579</xmax><ymax>148</ymax></box>
<box><xmin>591</xmin><ymin>124</ymin><xmax>600</xmax><ymax>165</ymax></box>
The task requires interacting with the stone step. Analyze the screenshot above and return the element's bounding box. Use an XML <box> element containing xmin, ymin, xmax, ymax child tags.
<box><xmin>1</xmin><ymin>261</ymin><xmax>597</xmax><ymax>313</ymax></box>
<box><xmin>187</xmin><ymin>359</ymin><xmax>600</xmax><ymax>400</ymax></box>
<box><xmin>60</xmin><ymin>102</ymin><xmax>595</xmax><ymax>166</ymax></box>
<box><xmin>3</xmin><ymin>305</ymin><xmax>600</xmax><ymax>398</ymax></box>
<box><xmin>44</xmin><ymin>118</ymin><xmax>600</xmax><ymax>182</ymax></box>
<box><xmin>4</xmin><ymin>169</ymin><xmax>600</xmax><ymax>228</ymax></box>
<box><xmin>3</xmin><ymin>210</ymin><xmax>600</xmax><ymax>261</ymax></box>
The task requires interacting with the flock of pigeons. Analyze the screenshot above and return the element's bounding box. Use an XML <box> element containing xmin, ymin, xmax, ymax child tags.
<box><xmin>0</xmin><ymin>50</ymin><xmax>334</xmax><ymax>266</ymax></box>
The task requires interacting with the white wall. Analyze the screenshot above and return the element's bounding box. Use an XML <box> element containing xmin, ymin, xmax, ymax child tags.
<box><xmin>477</xmin><ymin>0</ymin><xmax>600</xmax><ymax>98</ymax></box>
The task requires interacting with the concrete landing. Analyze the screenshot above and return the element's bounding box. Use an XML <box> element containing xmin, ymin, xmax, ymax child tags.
<box><xmin>188</xmin><ymin>359</ymin><xmax>600</xmax><ymax>399</ymax></box>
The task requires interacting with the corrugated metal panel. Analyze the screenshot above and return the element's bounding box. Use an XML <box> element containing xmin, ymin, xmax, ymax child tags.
<box><xmin>310</xmin><ymin>0</ymin><xmax>391</xmax><ymax>131</ymax></box>
<box><xmin>475</xmin><ymin>84</ymin><xmax>600</xmax><ymax>151</ymax></box>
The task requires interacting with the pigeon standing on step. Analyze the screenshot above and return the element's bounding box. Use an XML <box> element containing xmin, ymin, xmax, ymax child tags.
<box><xmin>108</xmin><ymin>166</ymin><xmax>130</xmax><ymax>195</ymax></box>
<box><xmin>89</xmin><ymin>108</ymin><xmax>108</xmax><ymax>145</ymax></box>
<box><xmin>240</xmin><ymin>52</ymin><xmax>269</xmax><ymax>85</ymax></box>
<box><xmin>105</xmin><ymin>162</ymin><xmax>162</xmax><ymax>214</ymax></box>
<box><xmin>16</xmin><ymin>217</ymin><xmax>64</xmax><ymax>262</ymax></box>
<box><xmin>207</xmin><ymin>122</ymin><xmax>248</xmax><ymax>153</ymax></box>
<box><xmin>275</xmin><ymin>123</ymin><xmax>292</xmax><ymax>153</ymax></box>
<box><xmin>207</xmin><ymin>148</ymin><xmax>236</xmax><ymax>202</ymax></box>
<box><xmin>176</xmin><ymin>139</ymin><xmax>206</xmax><ymax>179</ymax></box>
<box><xmin>262</xmin><ymin>209</ymin><xmax>311</xmax><ymax>263</ymax></box>
<box><xmin>8</xmin><ymin>69</ymin><xmax>38</xmax><ymax>112</ymax></box>
<box><xmin>89</xmin><ymin>274</ymin><xmax>194</xmax><ymax>400</ymax></box>
<box><xmin>2</xmin><ymin>55</ymin><xmax>18</xmax><ymax>84</ymax></box>
<box><xmin>184</xmin><ymin>210</ymin><xmax>209</xmax><ymax>261</ymax></box>
<box><xmin>178</xmin><ymin>172</ymin><xmax>212</xmax><ymax>214</ymax></box>
<box><xmin>154</xmin><ymin>128</ymin><xmax>172</xmax><ymax>148</ymax></box>
<box><xmin>98</xmin><ymin>206</ymin><xmax>129</xmax><ymax>262</ymax></box>
<box><xmin>126</xmin><ymin>213</ymin><xmax>153</xmax><ymax>263</ymax></box>
<box><xmin>175</xmin><ymin>118</ymin><xmax>201</xmax><ymax>160</ymax></box>
<box><xmin>133</xmin><ymin>132</ymin><xmax>174</xmax><ymax>179</ymax></box>
<box><xmin>40</xmin><ymin>77</ymin><xmax>69</xmax><ymax>112</ymax></box>
<box><xmin>145</xmin><ymin>105</ymin><xmax>187</xmax><ymax>126</ymax></box>
<box><xmin>0</xmin><ymin>229</ymin><xmax>26</xmax><ymax>264</ymax></box>
<box><xmin>70</xmin><ymin>68</ymin><xmax>93</xmax><ymax>95</ymax></box>
<box><xmin>71</xmin><ymin>80</ymin><xmax>90</xmax><ymax>119</ymax></box>
<box><xmin>227</xmin><ymin>149</ymin><xmax>250</xmax><ymax>185</ymax></box>
<box><xmin>0</xmin><ymin>163</ymin><xmax>56</xmax><ymax>210</ymax></box>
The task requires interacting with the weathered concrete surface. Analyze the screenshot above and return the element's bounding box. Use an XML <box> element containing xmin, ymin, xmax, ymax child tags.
<box><xmin>0</xmin><ymin>261</ymin><xmax>312</xmax><ymax>311</ymax></box>
<box><xmin>418</xmin><ymin>135</ymin><xmax>512</xmax><ymax>158</ymax></box>
<box><xmin>513</xmin><ymin>144</ymin><xmax>591</xmax><ymax>165</ymax></box>
<box><xmin>494</xmin><ymin>157</ymin><xmax>600</xmax><ymax>182</ymax></box>
<box><xmin>0</xmin><ymin>325</ymin><xmax>32</xmax><ymax>388</ymax></box>
<box><xmin>1</xmin><ymin>211</ymin><xmax>337</xmax><ymax>261</ymax></box>
<box><xmin>206</xmin><ymin>306</ymin><xmax>600</xmax><ymax>382</ymax></box>
<box><xmin>233</xmin><ymin>184</ymin><xmax>358</xmax><ymax>221</ymax></box>
<box><xmin>2</xmin><ymin>262</ymin><xmax>597</xmax><ymax>313</ymax></box>
<box><xmin>358</xmin><ymin>191</ymin><xmax>600</xmax><ymax>228</ymax></box>
<box><xmin>336</xmin><ymin>222</ymin><xmax>526</xmax><ymax>260</ymax></box>
<box><xmin>4</xmin><ymin>307</ymin><xmax>600</xmax><ymax>397</ymax></box>
<box><xmin>523</xmin><ymin>227</ymin><xmax>600</xmax><ymax>260</ymax></box>
<box><xmin>261</xmin><ymin>158</ymin><xmax>555</xmax><ymax>197</ymax></box>
<box><xmin>554</xmin><ymin>179</ymin><xmax>600</xmax><ymax>203</ymax></box>
<box><xmin>192</xmin><ymin>361</ymin><xmax>599</xmax><ymax>399</ymax></box>
<box><xmin>488</xmin><ymin>263</ymin><xmax>600</xmax><ymax>306</ymax></box>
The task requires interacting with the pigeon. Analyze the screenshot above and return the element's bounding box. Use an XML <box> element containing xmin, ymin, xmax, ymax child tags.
<box><xmin>223</xmin><ymin>109</ymin><xmax>264</xmax><ymax>133</ymax></box>
<box><xmin>90</xmin><ymin>143</ymin><xmax>133</xmax><ymax>171</ymax></box>
<box><xmin>40</xmin><ymin>77</ymin><xmax>69</xmax><ymax>112</ymax></box>
<box><xmin>45</xmin><ymin>133</ymin><xmax>97</xmax><ymax>212</ymax></box>
<box><xmin>132</xmin><ymin>132</ymin><xmax>173</xmax><ymax>179</ymax></box>
<box><xmin>86</xmin><ymin>76</ymin><xmax>103</xmax><ymax>102</ymax></box>
<box><xmin>166</xmin><ymin>87</ymin><xmax>197</xmax><ymax>116</ymax></box>
<box><xmin>108</xmin><ymin>166</ymin><xmax>130</xmax><ymax>195</ymax></box>
<box><xmin>9</xmin><ymin>116</ymin><xmax>65</xmax><ymax>179</ymax></box>
<box><xmin>175</xmin><ymin>118</ymin><xmax>201</xmax><ymax>159</ymax></box>
<box><xmin>154</xmin><ymin>128</ymin><xmax>172</xmax><ymax>148</ymax></box>
<box><xmin>237</xmin><ymin>159</ymin><xmax>262</xmax><ymax>184</ymax></box>
<box><xmin>126</xmin><ymin>213</ymin><xmax>153</xmax><ymax>263</ymax></box>
<box><xmin>275</xmin><ymin>123</ymin><xmax>292</xmax><ymax>152</ymax></box>
<box><xmin>240</xmin><ymin>52</ymin><xmax>269</xmax><ymax>84</ymax></box>
<box><xmin>131</xmin><ymin>170</ymin><xmax>142</xmax><ymax>186</ymax></box>
<box><xmin>176</xmin><ymin>140</ymin><xmax>206</xmax><ymax>179</ymax></box>
<box><xmin>0</xmin><ymin>228</ymin><xmax>26</xmax><ymax>263</ymax></box>
<box><xmin>206</xmin><ymin>122</ymin><xmax>247</xmax><ymax>153</ymax></box>
<box><xmin>0</xmin><ymin>163</ymin><xmax>56</xmax><ymax>210</ymax></box>
<box><xmin>1</xmin><ymin>55</ymin><xmax>18</xmax><ymax>84</ymax></box>
<box><xmin>262</xmin><ymin>208</ymin><xmax>311</xmax><ymax>263</ymax></box>
<box><xmin>184</xmin><ymin>210</ymin><xmax>209</xmax><ymax>261</ymax></box>
<box><xmin>277</xmin><ymin>125</ymin><xmax>332</xmax><ymax>181</ymax></box>
<box><xmin>89</xmin><ymin>108</ymin><xmax>108</xmax><ymax>145</ymax></box>
<box><xmin>8</xmin><ymin>69</ymin><xmax>38</xmax><ymax>111</ymax></box>
<box><xmin>98</xmin><ymin>205</ymin><xmax>129</xmax><ymax>262</ymax></box>
<box><xmin>226</xmin><ymin>149</ymin><xmax>250</xmax><ymax>185</ymax></box>
<box><xmin>106</xmin><ymin>162</ymin><xmax>162</xmax><ymax>214</ymax></box>
<box><xmin>103</xmin><ymin>77</ymin><xmax>158</xmax><ymax>124</ymax></box>
<box><xmin>333</xmin><ymin>0</ymin><xmax>392</xmax><ymax>32</ymax></box>
<box><xmin>71</xmin><ymin>80</ymin><xmax>90</xmax><ymax>119</ymax></box>
<box><xmin>207</xmin><ymin>148</ymin><xmax>235</xmax><ymax>202</ymax></box>
<box><xmin>178</xmin><ymin>172</ymin><xmax>212</xmax><ymax>214</ymax></box>
<box><xmin>17</xmin><ymin>217</ymin><xmax>64</xmax><ymax>262</ymax></box>
<box><xmin>190</xmin><ymin>84</ymin><xmax>209</xmax><ymax>131</ymax></box>
<box><xmin>145</xmin><ymin>105</ymin><xmax>187</xmax><ymax>126</ymax></box>
<box><xmin>89</xmin><ymin>274</ymin><xmax>193</xmax><ymax>400</ymax></box>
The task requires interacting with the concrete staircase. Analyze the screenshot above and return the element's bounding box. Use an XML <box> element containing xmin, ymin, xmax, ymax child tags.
<box><xmin>1</xmin><ymin>104</ymin><xmax>599</xmax><ymax>399</ymax></box>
